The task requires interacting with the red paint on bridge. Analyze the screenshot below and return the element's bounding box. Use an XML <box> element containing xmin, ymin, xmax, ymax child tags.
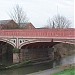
<box><xmin>0</xmin><ymin>28</ymin><xmax>75</xmax><ymax>38</ymax></box>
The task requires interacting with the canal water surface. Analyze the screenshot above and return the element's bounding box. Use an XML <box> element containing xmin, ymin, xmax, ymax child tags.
<box><xmin>0</xmin><ymin>54</ymin><xmax>75</xmax><ymax>75</ymax></box>
<box><xmin>0</xmin><ymin>62</ymin><xmax>53</xmax><ymax>75</ymax></box>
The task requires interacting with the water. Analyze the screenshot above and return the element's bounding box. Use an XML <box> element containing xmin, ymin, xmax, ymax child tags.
<box><xmin>0</xmin><ymin>62</ymin><xmax>53</xmax><ymax>75</ymax></box>
<box><xmin>53</xmin><ymin>54</ymin><xmax>75</xmax><ymax>67</ymax></box>
<box><xmin>0</xmin><ymin>55</ymin><xmax>75</xmax><ymax>75</ymax></box>
<box><xmin>61</xmin><ymin>54</ymin><xmax>75</xmax><ymax>65</ymax></box>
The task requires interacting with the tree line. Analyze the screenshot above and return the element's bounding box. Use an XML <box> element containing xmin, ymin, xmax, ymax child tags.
<box><xmin>1</xmin><ymin>5</ymin><xmax>71</xmax><ymax>29</ymax></box>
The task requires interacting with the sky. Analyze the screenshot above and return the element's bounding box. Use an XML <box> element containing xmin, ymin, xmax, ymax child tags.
<box><xmin>0</xmin><ymin>0</ymin><xmax>74</xmax><ymax>28</ymax></box>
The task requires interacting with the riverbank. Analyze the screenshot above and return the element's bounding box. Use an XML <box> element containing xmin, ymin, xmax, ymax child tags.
<box><xmin>27</xmin><ymin>63</ymin><xmax>75</xmax><ymax>75</ymax></box>
<box><xmin>53</xmin><ymin>63</ymin><xmax>75</xmax><ymax>75</ymax></box>
<box><xmin>0</xmin><ymin>55</ymin><xmax>75</xmax><ymax>75</ymax></box>
<box><xmin>27</xmin><ymin>55</ymin><xmax>75</xmax><ymax>75</ymax></box>
<box><xmin>53</xmin><ymin>67</ymin><xmax>75</xmax><ymax>75</ymax></box>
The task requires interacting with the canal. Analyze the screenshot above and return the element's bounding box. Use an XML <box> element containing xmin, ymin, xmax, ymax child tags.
<box><xmin>0</xmin><ymin>62</ymin><xmax>53</xmax><ymax>75</ymax></box>
<box><xmin>0</xmin><ymin>54</ymin><xmax>75</xmax><ymax>75</ymax></box>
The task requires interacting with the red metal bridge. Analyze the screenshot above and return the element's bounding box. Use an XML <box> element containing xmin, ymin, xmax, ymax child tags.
<box><xmin>0</xmin><ymin>28</ymin><xmax>75</xmax><ymax>63</ymax></box>
<box><xmin>0</xmin><ymin>28</ymin><xmax>75</xmax><ymax>48</ymax></box>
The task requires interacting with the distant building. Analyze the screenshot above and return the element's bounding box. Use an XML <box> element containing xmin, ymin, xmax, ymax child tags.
<box><xmin>20</xmin><ymin>23</ymin><xmax>35</xmax><ymax>29</ymax></box>
<box><xmin>0</xmin><ymin>19</ymin><xmax>35</xmax><ymax>29</ymax></box>
<box><xmin>0</xmin><ymin>20</ymin><xmax>18</xmax><ymax>29</ymax></box>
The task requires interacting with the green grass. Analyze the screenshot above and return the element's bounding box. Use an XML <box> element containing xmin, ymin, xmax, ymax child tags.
<box><xmin>53</xmin><ymin>68</ymin><xmax>75</xmax><ymax>75</ymax></box>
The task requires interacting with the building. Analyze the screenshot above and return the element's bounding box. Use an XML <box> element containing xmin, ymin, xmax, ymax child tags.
<box><xmin>0</xmin><ymin>20</ymin><xmax>18</xmax><ymax>29</ymax></box>
<box><xmin>0</xmin><ymin>20</ymin><xmax>35</xmax><ymax>29</ymax></box>
<box><xmin>20</xmin><ymin>22</ymin><xmax>35</xmax><ymax>29</ymax></box>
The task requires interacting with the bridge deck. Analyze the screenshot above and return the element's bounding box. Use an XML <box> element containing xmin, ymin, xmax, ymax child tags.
<box><xmin>0</xmin><ymin>28</ymin><xmax>75</xmax><ymax>39</ymax></box>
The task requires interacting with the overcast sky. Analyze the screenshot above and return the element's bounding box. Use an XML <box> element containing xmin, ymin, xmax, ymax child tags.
<box><xmin>0</xmin><ymin>0</ymin><xmax>74</xmax><ymax>28</ymax></box>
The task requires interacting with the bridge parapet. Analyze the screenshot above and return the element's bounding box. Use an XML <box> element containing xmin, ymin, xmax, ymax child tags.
<box><xmin>0</xmin><ymin>29</ymin><xmax>75</xmax><ymax>38</ymax></box>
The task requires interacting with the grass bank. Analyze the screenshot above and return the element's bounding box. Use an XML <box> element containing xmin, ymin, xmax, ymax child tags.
<box><xmin>53</xmin><ymin>68</ymin><xmax>75</xmax><ymax>75</ymax></box>
<box><xmin>53</xmin><ymin>66</ymin><xmax>75</xmax><ymax>75</ymax></box>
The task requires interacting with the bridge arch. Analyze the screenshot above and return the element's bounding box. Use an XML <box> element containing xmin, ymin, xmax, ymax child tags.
<box><xmin>19</xmin><ymin>40</ymin><xmax>75</xmax><ymax>62</ymax></box>
<box><xmin>19</xmin><ymin>41</ymin><xmax>56</xmax><ymax>49</ymax></box>
<box><xmin>19</xmin><ymin>40</ymin><xmax>75</xmax><ymax>49</ymax></box>
<box><xmin>0</xmin><ymin>39</ymin><xmax>15</xmax><ymax>65</ymax></box>
<box><xmin>0</xmin><ymin>38</ymin><xmax>15</xmax><ymax>48</ymax></box>
<box><xmin>53</xmin><ymin>40</ymin><xmax>75</xmax><ymax>45</ymax></box>
<box><xmin>20</xmin><ymin>42</ymin><xmax>58</xmax><ymax>49</ymax></box>
<box><xmin>19</xmin><ymin>40</ymin><xmax>60</xmax><ymax>62</ymax></box>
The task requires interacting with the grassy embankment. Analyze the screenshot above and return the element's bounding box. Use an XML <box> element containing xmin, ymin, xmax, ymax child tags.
<box><xmin>53</xmin><ymin>67</ymin><xmax>75</xmax><ymax>75</ymax></box>
<box><xmin>53</xmin><ymin>63</ymin><xmax>75</xmax><ymax>75</ymax></box>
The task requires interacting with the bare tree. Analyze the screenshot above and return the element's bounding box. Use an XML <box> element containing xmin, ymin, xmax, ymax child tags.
<box><xmin>9</xmin><ymin>5</ymin><xmax>28</xmax><ymax>27</ymax></box>
<box><xmin>47</xmin><ymin>15</ymin><xmax>71</xmax><ymax>28</ymax></box>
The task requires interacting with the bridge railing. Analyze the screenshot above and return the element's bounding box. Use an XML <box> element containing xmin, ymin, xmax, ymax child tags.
<box><xmin>0</xmin><ymin>29</ymin><xmax>75</xmax><ymax>38</ymax></box>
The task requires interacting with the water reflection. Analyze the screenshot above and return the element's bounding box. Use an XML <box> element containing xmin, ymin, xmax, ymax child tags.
<box><xmin>0</xmin><ymin>55</ymin><xmax>75</xmax><ymax>75</ymax></box>
<box><xmin>0</xmin><ymin>62</ymin><xmax>53</xmax><ymax>75</ymax></box>
<box><xmin>53</xmin><ymin>54</ymin><xmax>75</xmax><ymax>67</ymax></box>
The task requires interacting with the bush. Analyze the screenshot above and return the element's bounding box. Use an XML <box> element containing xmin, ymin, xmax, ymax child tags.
<box><xmin>13</xmin><ymin>48</ymin><xmax>19</xmax><ymax>53</ymax></box>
